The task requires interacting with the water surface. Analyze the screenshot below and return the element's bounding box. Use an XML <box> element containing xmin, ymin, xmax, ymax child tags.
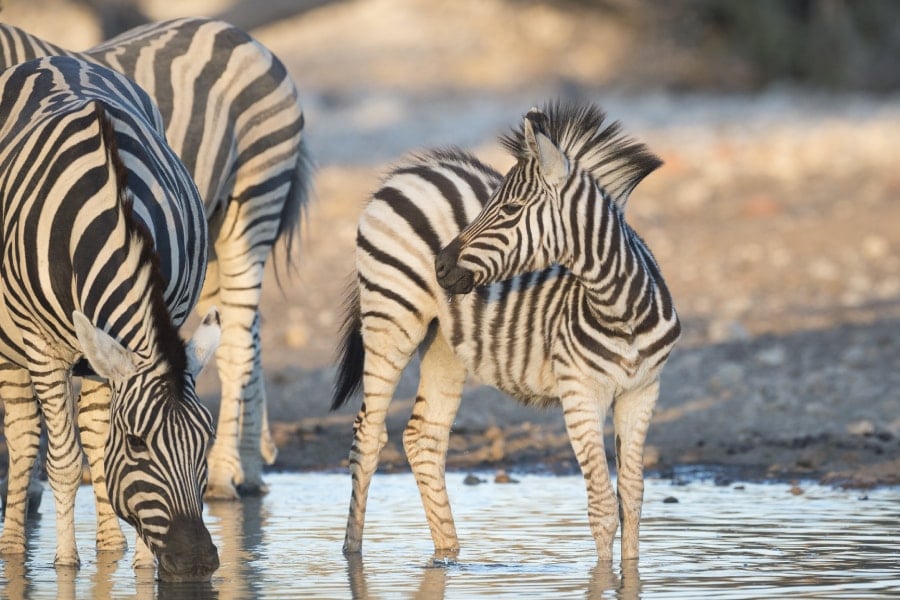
<box><xmin>0</xmin><ymin>472</ymin><xmax>897</xmax><ymax>599</ymax></box>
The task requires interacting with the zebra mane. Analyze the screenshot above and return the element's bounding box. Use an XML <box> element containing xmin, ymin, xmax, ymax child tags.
<box><xmin>500</xmin><ymin>101</ymin><xmax>662</xmax><ymax>207</ymax></box>
<box><xmin>97</xmin><ymin>104</ymin><xmax>188</xmax><ymax>396</ymax></box>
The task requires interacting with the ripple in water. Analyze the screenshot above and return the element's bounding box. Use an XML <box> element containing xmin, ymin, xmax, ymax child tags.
<box><xmin>0</xmin><ymin>472</ymin><xmax>897</xmax><ymax>599</ymax></box>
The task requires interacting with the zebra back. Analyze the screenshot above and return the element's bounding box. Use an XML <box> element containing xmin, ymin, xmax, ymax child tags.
<box><xmin>0</xmin><ymin>17</ymin><xmax>311</xmax><ymax>267</ymax></box>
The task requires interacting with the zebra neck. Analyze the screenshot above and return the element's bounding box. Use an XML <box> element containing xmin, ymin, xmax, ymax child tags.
<box><xmin>564</xmin><ymin>188</ymin><xmax>650</xmax><ymax>324</ymax></box>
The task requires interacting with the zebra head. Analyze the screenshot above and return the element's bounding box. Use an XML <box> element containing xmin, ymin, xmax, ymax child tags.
<box><xmin>73</xmin><ymin>307</ymin><xmax>221</xmax><ymax>582</ymax></box>
<box><xmin>436</xmin><ymin>102</ymin><xmax>661</xmax><ymax>295</ymax></box>
<box><xmin>436</xmin><ymin>107</ymin><xmax>570</xmax><ymax>294</ymax></box>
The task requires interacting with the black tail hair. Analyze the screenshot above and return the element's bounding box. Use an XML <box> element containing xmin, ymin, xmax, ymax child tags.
<box><xmin>331</xmin><ymin>277</ymin><xmax>364</xmax><ymax>410</ymax></box>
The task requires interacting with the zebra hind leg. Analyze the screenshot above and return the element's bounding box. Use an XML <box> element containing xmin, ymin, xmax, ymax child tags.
<box><xmin>403</xmin><ymin>329</ymin><xmax>465</xmax><ymax>557</ymax></box>
<box><xmin>78</xmin><ymin>378</ymin><xmax>127</xmax><ymax>552</ymax></box>
<box><xmin>612</xmin><ymin>380</ymin><xmax>659</xmax><ymax>561</ymax></box>
<box><xmin>343</xmin><ymin>324</ymin><xmax>423</xmax><ymax>554</ymax></box>
<box><xmin>560</xmin><ymin>387</ymin><xmax>619</xmax><ymax>560</ymax></box>
<box><xmin>0</xmin><ymin>366</ymin><xmax>42</xmax><ymax>556</ymax></box>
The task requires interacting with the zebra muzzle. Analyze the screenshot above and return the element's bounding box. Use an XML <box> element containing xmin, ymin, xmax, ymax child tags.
<box><xmin>435</xmin><ymin>242</ymin><xmax>475</xmax><ymax>295</ymax></box>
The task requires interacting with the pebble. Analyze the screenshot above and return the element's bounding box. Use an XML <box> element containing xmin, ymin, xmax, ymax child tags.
<box><xmin>463</xmin><ymin>474</ymin><xmax>486</xmax><ymax>486</ymax></box>
<box><xmin>662</xmin><ymin>496</ymin><xmax>679</xmax><ymax>504</ymax></box>
<box><xmin>846</xmin><ymin>420</ymin><xmax>876</xmax><ymax>436</ymax></box>
<box><xmin>494</xmin><ymin>470</ymin><xmax>518</xmax><ymax>484</ymax></box>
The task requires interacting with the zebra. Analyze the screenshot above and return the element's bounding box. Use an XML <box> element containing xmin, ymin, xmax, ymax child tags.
<box><xmin>0</xmin><ymin>16</ymin><xmax>313</xmax><ymax>505</ymax></box>
<box><xmin>0</xmin><ymin>56</ymin><xmax>220</xmax><ymax>581</ymax></box>
<box><xmin>332</xmin><ymin>102</ymin><xmax>681</xmax><ymax>560</ymax></box>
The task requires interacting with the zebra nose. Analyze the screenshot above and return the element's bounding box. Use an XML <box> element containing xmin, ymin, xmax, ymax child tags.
<box><xmin>435</xmin><ymin>242</ymin><xmax>475</xmax><ymax>295</ymax></box>
<box><xmin>156</xmin><ymin>516</ymin><xmax>219</xmax><ymax>582</ymax></box>
<box><xmin>435</xmin><ymin>240</ymin><xmax>460</xmax><ymax>281</ymax></box>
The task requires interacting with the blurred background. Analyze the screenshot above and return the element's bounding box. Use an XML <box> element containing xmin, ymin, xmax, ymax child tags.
<box><xmin>2</xmin><ymin>0</ymin><xmax>898</xmax><ymax>483</ymax></box>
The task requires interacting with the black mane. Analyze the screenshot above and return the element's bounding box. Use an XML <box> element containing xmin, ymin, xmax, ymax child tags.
<box><xmin>500</xmin><ymin>101</ymin><xmax>662</xmax><ymax>207</ymax></box>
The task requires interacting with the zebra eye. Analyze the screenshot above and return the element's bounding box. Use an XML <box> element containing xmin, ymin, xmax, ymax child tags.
<box><xmin>126</xmin><ymin>434</ymin><xmax>148</xmax><ymax>453</ymax></box>
<box><xmin>500</xmin><ymin>202</ymin><xmax>523</xmax><ymax>216</ymax></box>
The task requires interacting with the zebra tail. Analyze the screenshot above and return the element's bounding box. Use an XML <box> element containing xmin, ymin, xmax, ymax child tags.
<box><xmin>274</xmin><ymin>134</ymin><xmax>315</xmax><ymax>276</ymax></box>
<box><xmin>331</xmin><ymin>278</ymin><xmax>364</xmax><ymax>411</ymax></box>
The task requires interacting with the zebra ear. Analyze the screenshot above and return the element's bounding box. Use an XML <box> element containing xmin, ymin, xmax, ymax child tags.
<box><xmin>523</xmin><ymin>113</ymin><xmax>569</xmax><ymax>186</ymax></box>
<box><xmin>72</xmin><ymin>311</ymin><xmax>138</xmax><ymax>381</ymax></box>
<box><xmin>185</xmin><ymin>307</ymin><xmax>221</xmax><ymax>377</ymax></box>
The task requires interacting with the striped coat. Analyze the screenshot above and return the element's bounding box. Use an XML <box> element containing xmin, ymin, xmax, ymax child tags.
<box><xmin>334</xmin><ymin>102</ymin><xmax>680</xmax><ymax>560</ymax></box>
<box><xmin>0</xmin><ymin>17</ymin><xmax>313</xmax><ymax>503</ymax></box>
<box><xmin>0</xmin><ymin>56</ymin><xmax>219</xmax><ymax>581</ymax></box>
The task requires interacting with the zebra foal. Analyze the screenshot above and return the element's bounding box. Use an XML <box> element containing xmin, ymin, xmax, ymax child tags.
<box><xmin>0</xmin><ymin>17</ymin><xmax>313</xmax><ymax>502</ymax></box>
<box><xmin>333</xmin><ymin>102</ymin><xmax>680</xmax><ymax>560</ymax></box>
<box><xmin>0</xmin><ymin>56</ymin><xmax>219</xmax><ymax>581</ymax></box>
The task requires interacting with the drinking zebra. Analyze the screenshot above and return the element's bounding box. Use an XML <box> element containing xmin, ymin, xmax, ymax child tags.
<box><xmin>0</xmin><ymin>56</ymin><xmax>220</xmax><ymax>581</ymax></box>
<box><xmin>0</xmin><ymin>16</ymin><xmax>313</xmax><ymax>503</ymax></box>
<box><xmin>333</xmin><ymin>102</ymin><xmax>681</xmax><ymax>560</ymax></box>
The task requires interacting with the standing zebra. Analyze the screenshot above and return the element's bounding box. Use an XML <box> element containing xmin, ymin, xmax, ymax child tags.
<box><xmin>333</xmin><ymin>102</ymin><xmax>680</xmax><ymax>560</ymax></box>
<box><xmin>0</xmin><ymin>56</ymin><xmax>220</xmax><ymax>581</ymax></box>
<box><xmin>0</xmin><ymin>17</ymin><xmax>313</xmax><ymax>503</ymax></box>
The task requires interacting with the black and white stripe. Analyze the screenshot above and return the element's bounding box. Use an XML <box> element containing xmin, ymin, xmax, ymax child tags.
<box><xmin>333</xmin><ymin>102</ymin><xmax>680</xmax><ymax>560</ymax></box>
<box><xmin>0</xmin><ymin>17</ymin><xmax>313</xmax><ymax>501</ymax></box>
<box><xmin>0</xmin><ymin>56</ymin><xmax>219</xmax><ymax>581</ymax></box>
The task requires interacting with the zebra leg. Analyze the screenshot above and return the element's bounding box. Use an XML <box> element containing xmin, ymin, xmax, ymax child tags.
<box><xmin>77</xmin><ymin>378</ymin><xmax>127</xmax><ymax>551</ymax></box>
<box><xmin>31</xmin><ymin>363</ymin><xmax>83</xmax><ymax>567</ymax></box>
<box><xmin>204</xmin><ymin>202</ymin><xmax>272</xmax><ymax>499</ymax></box>
<box><xmin>259</xmin><ymin>385</ymin><xmax>277</xmax><ymax>465</ymax></box>
<box><xmin>343</xmin><ymin>326</ymin><xmax>422</xmax><ymax>554</ymax></box>
<box><xmin>0</xmin><ymin>366</ymin><xmax>41</xmax><ymax>555</ymax></box>
<box><xmin>236</xmin><ymin>312</ymin><xmax>269</xmax><ymax>494</ymax></box>
<box><xmin>613</xmin><ymin>380</ymin><xmax>659</xmax><ymax>561</ymax></box>
<box><xmin>132</xmin><ymin>534</ymin><xmax>155</xmax><ymax>570</ymax></box>
<box><xmin>403</xmin><ymin>331</ymin><xmax>465</xmax><ymax>556</ymax></box>
<box><xmin>560</xmin><ymin>388</ymin><xmax>618</xmax><ymax>560</ymax></box>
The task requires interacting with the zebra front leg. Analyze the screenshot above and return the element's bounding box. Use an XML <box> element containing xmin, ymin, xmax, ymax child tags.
<box><xmin>0</xmin><ymin>366</ymin><xmax>41</xmax><ymax>556</ymax></box>
<box><xmin>77</xmin><ymin>378</ymin><xmax>127</xmax><ymax>551</ymax></box>
<box><xmin>561</xmin><ymin>389</ymin><xmax>618</xmax><ymax>560</ymax></box>
<box><xmin>31</xmin><ymin>362</ymin><xmax>83</xmax><ymax>567</ymax></box>
<box><xmin>403</xmin><ymin>331</ymin><xmax>465</xmax><ymax>556</ymax></box>
<box><xmin>613</xmin><ymin>380</ymin><xmax>659</xmax><ymax>561</ymax></box>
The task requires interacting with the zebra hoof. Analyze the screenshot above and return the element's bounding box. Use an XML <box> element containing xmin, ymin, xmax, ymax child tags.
<box><xmin>53</xmin><ymin>553</ymin><xmax>81</xmax><ymax>569</ymax></box>
<box><xmin>204</xmin><ymin>483</ymin><xmax>240</xmax><ymax>502</ymax></box>
<box><xmin>236</xmin><ymin>481</ymin><xmax>269</xmax><ymax>497</ymax></box>
<box><xmin>96</xmin><ymin>536</ymin><xmax>128</xmax><ymax>553</ymax></box>
<box><xmin>0</xmin><ymin>535</ymin><xmax>27</xmax><ymax>556</ymax></box>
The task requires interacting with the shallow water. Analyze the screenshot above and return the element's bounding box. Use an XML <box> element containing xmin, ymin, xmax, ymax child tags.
<box><xmin>0</xmin><ymin>472</ymin><xmax>897</xmax><ymax>599</ymax></box>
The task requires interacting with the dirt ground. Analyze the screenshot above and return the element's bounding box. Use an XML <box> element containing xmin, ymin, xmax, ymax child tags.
<box><xmin>1</xmin><ymin>0</ymin><xmax>898</xmax><ymax>488</ymax></box>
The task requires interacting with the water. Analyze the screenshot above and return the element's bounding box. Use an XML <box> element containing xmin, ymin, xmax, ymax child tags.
<box><xmin>0</xmin><ymin>472</ymin><xmax>897</xmax><ymax>599</ymax></box>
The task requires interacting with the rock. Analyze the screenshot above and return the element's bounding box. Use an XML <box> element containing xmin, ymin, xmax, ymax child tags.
<box><xmin>494</xmin><ymin>470</ymin><xmax>518</xmax><ymax>484</ymax></box>
<box><xmin>463</xmin><ymin>474</ymin><xmax>485</xmax><ymax>485</ymax></box>
<box><xmin>846</xmin><ymin>420</ymin><xmax>876</xmax><ymax>436</ymax></box>
<box><xmin>662</xmin><ymin>496</ymin><xmax>679</xmax><ymax>504</ymax></box>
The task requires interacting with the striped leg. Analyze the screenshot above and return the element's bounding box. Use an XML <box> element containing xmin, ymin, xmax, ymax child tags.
<box><xmin>403</xmin><ymin>331</ymin><xmax>465</xmax><ymax>556</ymax></box>
<box><xmin>560</xmin><ymin>385</ymin><xmax>618</xmax><ymax>560</ymax></box>
<box><xmin>343</xmin><ymin>326</ymin><xmax>422</xmax><ymax>554</ymax></box>
<box><xmin>77</xmin><ymin>378</ymin><xmax>127</xmax><ymax>551</ymax></box>
<box><xmin>30</xmin><ymin>361</ymin><xmax>82</xmax><ymax>567</ymax></box>
<box><xmin>613</xmin><ymin>380</ymin><xmax>658</xmax><ymax>561</ymax></box>
<box><xmin>0</xmin><ymin>365</ymin><xmax>41</xmax><ymax>555</ymax></box>
<box><xmin>204</xmin><ymin>199</ymin><xmax>274</xmax><ymax>500</ymax></box>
